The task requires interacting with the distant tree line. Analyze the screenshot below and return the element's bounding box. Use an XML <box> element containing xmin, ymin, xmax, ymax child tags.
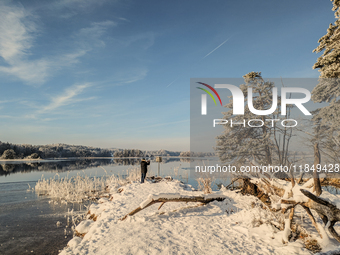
<box><xmin>113</xmin><ymin>149</ymin><xmax>144</xmax><ymax>158</ymax></box>
<box><xmin>113</xmin><ymin>149</ymin><xmax>215</xmax><ymax>158</ymax></box>
<box><xmin>179</xmin><ymin>151</ymin><xmax>215</xmax><ymax>157</ymax></box>
<box><xmin>0</xmin><ymin>141</ymin><xmax>215</xmax><ymax>160</ymax></box>
<box><xmin>145</xmin><ymin>149</ymin><xmax>180</xmax><ymax>157</ymax></box>
<box><xmin>0</xmin><ymin>142</ymin><xmax>112</xmax><ymax>159</ymax></box>
<box><xmin>112</xmin><ymin>149</ymin><xmax>214</xmax><ymax>157</ymax></box>
<box><xmin>113</xmin><ymin>149</ymin><xmax>182</xmax><ymax>157</ymax></box>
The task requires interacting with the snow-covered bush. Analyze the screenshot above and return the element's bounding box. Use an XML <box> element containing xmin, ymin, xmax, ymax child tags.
<box><xmin>197</xmin><ymin>177</ymin><xmax>213</xmax><ymax>194</ymax></box>
<box><xmin>35</xmin><ymin>167</ymin><xmax>140</xmax><ymax>203</ymax></box>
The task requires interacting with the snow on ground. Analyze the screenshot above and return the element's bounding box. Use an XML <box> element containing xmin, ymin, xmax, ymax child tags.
<box><xmin>60</xmin><ymin>180</ymin><xmax>319</xmax><ymax>255</ymax></box>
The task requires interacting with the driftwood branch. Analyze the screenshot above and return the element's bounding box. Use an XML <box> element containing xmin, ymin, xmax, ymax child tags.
<box><xmin>158</xmin><ymin>202</ymin><xmax>166</xmax><ymax>210</ymax></box>
<box><xmin>300</xmin><ymin>189</ymin><xmax>337</xmax><ymax>209</ymax></box>
<box><xmin>281</xmin><ymin>199</ymin><xmax>298</xmax><ymax>205</ymax></box>
<box><xmin>282</xmin><ymin>189</ymin><xmax>340</xmax><ymax>241</ymax></box>
<box><xmin>120</xmin><ymin>195</ymin><xmax>226</xmax><ymax>221</ymax></box>
<box><xmin>290</xmin><ymin>170</ymin><xmax>295</xmax><ymax>188</ymax></box>
<box><xmin>328</xmin><ymin>221</ymin><xmax>340</xmax><ymax>243</ymax></box>
<box><xmin>242</xmin><ymin>174</ymin><xmax>340</xmax><ymax>244</ymax></box>
<box><xmin>313</xmin><ymin>143</ymin><xmax>322</xmax><ymax>196</ymax></box>
<box><xmin>302</xmin><ymin>205</ymin><xmax>323</xmax><ymax>238</ymax></box>
<box><xmin>297</xmin><ymin>172</ymin><xmax>304</xmax><ymax>185</ymax></box>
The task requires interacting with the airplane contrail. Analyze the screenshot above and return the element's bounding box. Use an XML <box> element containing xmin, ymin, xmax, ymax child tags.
<box><xmin>166</xmin><ymin>77</ymin><xmax>179</xmax><ymax>87</ymax></box>
<box><xmin>167</xmin><ymin>35</ymin><xmax>233</xmax><ymax>87</ymax></box>
<box><xmin>202</xmin><ymin>36</ymin><xmax>232</xmax><ymax>59</ymax></box>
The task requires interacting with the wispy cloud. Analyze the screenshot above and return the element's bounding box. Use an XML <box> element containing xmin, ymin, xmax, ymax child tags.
<box><xmin>0</xmin><ymin>3</ymin><xmax>51</xmax><ymax>84</ymax></box>
<box><xmin>40</xmin><ymin>83</ymin><xmax>93</xmax><ymax>113</ymax></box>
<box><xmin>77</xmin><ymin>20</ymin><xmax>117</xmax><ymax>47</ymax></box>
<box><xmin>0</xmin><ymin>3</ymin><xmax>115</xmax><ymax>85</ymax></box>
<box><xmin>0</xmin><ymin>115</ymin><xmax>17</xmax><ymax>119</ymax></box>
<box><xmin>0</xmin><ymin>4</ymin><xmax>36</xmax><ymax>62</ymax></box>
<box><xmin>0</xmin><ymin>4</ymin><xmax>64</xmax><ymax>85</ymax></box>
<box><xmin>54</xmin><ymin>0</ymin><xmax>109</xmax><ymax>11</ymax></box>
<box><xmin>78</xmin><ymin>21</ymin><xmax>116</xmax><ymax>37</ymax></box>
<box><xmin>51</xmin><ymin>0</ymin><xmax>115</xmax><ymax>19</ymax></box>
<box><xmin>23</xmin><ymin>83</ymin><xmax>93</xmax><ymax>119</ymax></box>
<box><xmin>0</xmin><ymin>58</ymin><xmax>51</xmax><ymax>85</ymax></box>
<box><xmin>104</xmin><ymin>68</ymin><xmax>148</xmax><ymax>86</ymax></box>
<box><xmin>0</xmin><ymin>48</ymin><xmax>89</xmax><ymax>85</ymax></box>
<box><xmin>0</xmin><ymin>99</ymin><xmax>19</xmax><ymax>104</ymax></box>
<box><xmin>121</xmin><ymin>69</ymin><xmax>148</xmax><ymax>84</ymax></box>
<box><xmin>118</xmin><ymin>32</ymin><xmax>155</xmax><ymax>50</ymax></box>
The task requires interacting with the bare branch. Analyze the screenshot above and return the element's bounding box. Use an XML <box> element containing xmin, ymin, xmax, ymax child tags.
<box><xmin>302</xmin><ymin>205</ymin><xmax>323</xmax><ymax>238</ymax></box>
<box><xmin>313</xmin><ymin>143</ymin><xmax>322</xmax><ymax>196</ymax></box>
<box><xmin>328</xmin><ymin>221</ymin><xmax>340</xmax><ymax>243</ymax></box>
<box><xmin>121</xmin><ymin>195</ymin><xmax>226</xmax><ymax>221</ymax></box>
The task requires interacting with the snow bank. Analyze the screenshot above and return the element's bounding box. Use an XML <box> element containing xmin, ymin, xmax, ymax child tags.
<box><xmin>281</xmin><ymin>181</ymin><xmax>313</xmax><ymax>204</ymax></box>
<box><xmin>67</xmin><ymin>236</ymin><xmax>82</xmax><ymax>248</ymax></box>
<box><xmin>292</xmin><ymin>185</ymin><xmax>311</xmax><ymax>203</ymax></box>
<box><xmin>75</xmin><ymin>220</ymin><xmax>94</xmax><ymax>235</ymax></box>
<box><xmin>282</xmin><ymin>218</ymin><xmax>292</xmax><ymax>243</ymax></box>
<box><xmin>59</xmin><ymin>179</ymin><xmax>329</xmax><ymax>255</ymax></box>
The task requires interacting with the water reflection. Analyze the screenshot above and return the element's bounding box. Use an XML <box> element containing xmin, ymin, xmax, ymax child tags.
<box><xmin>0</xmin><ymin>157</ymin><xmax>228</xmax><ymax>193</ymax></box>
<box><xmin>0</xmin><ymin>159</ymin><xmax>113</xmax><ymax>176</ymax></box>
<box><xmin>0</xmin><ymin>157</ymin><xmax>194</xmax><ymax>176</ymax></box>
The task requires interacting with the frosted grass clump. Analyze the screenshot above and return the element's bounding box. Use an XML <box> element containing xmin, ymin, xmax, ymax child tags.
<box><xmin>35</xmin><ymin>173</ymin><xmax>109</xmax><ymax>203</ymax></box>
<box><xmin>35</xmin><ymin>167</ymin><xmax>140</xmax><ymax>203</ymax></box>
<box><xmin>124</xmin><ymin>167</ymin><xmax>140</xmax><ymax>183</ymax></box>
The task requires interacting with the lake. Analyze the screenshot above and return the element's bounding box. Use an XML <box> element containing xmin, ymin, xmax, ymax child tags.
<box><xmin>0</xmin><ymin>157</ymin><xmax>228</xmax><ymax>255</ymax></box>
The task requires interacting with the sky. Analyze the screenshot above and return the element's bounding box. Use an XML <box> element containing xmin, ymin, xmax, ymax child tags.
<box><xmin>0</xmin><ymin>0</ymin><xmax>335</xmax><ymax>151</ymax></box>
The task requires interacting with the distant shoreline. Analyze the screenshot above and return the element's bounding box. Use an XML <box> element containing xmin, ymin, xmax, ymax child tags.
<box><xmin>0</xmin><ymin>157</ymin><xmax>112</xmax><ymax>162</ymax></box>
<box><xmin>0</xmin><ymin>156</ymin><xmax>204</xmax><ymax>163</ymax></box>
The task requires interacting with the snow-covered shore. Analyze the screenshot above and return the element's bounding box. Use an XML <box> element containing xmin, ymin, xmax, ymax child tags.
<box><xmin>59</xmin><ymin>179</ymin><xmax>336</xmax><ymax>254</ymax></box>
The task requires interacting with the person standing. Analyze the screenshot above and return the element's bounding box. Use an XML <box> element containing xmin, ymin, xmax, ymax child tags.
<box><xmin>141</xmin><ymin>158</ymin><xmax>150</xmax><ymax>183</ymax></box>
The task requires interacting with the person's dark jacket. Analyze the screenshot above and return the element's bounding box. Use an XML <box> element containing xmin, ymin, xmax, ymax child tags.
<box><xmin>141</xmin><ymin>160</ymin><xmax>150</xmax><ymax>174</ymax></box>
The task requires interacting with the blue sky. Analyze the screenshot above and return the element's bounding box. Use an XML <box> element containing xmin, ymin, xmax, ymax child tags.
<box><xmin>0</xmin><ymin>0</ymin><xmax>334</xmax><ymax>151</ymax></box>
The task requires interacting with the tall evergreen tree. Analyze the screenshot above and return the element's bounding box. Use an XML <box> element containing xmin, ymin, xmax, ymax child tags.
<box><xmin>313</xmin><ymin>0</ymin><xmax>340</xmax><ymax>78</ymax></box>
<box><xmin>312</xmin><ymin>0</ymin><xmax>340</xmax><ymax>161</ymax></box>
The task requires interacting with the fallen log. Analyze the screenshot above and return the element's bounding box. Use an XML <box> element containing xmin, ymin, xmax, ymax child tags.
<box><xmin>120</xmin><ymin>195</ymin><xmax>226</xmax><ymax>221</ymax></box>
<box><xmin>300</xmin><ymin>189</ymin><xmax>340</xmax><ymax>223</ymax></box>
<box><xmin>240</xmin><ymin>178</ymin><xmax>271</xmax><ymax>205</ymax></box>
<box><xmin>235</xmin><ymin>146</ymin><xmax>340</xmax><ymax>246</ymax></box>
<box><xmin>243</xmin><ymin>176</ymin><xmax>340</xmax><ymax>243</ymax></box>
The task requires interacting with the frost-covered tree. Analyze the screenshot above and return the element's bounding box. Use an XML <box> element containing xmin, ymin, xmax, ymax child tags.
<box><xmin>313</xmin><ymin>0</ymin><xmax>340</xmax><ymax>78</ymax></box>
<box><xmin>179</xmin><ymin>151</ymin><xmax>190</xmax><ymax>157</ymax></box>
<box><xmin>312</xmin><ymin>0</ymin><xmax>340</xmax><ymax>161</ymax></box>
<box><xmin>311</xmin><ymin>78</ymin><xmax>340</xmax><ymax>152</ymax></box>
<box><xmin>28</xmin><ymin>153</ymin><xmax>40</xmax><ymax>159</ymax></box>
<box><xmin>1</xmin><ymin>149</ymin><xmax>16</xmax><ymax>159</ymax></box>
<box><xmin>216</xmin><ymin>72</ymin><xmax>279</xmax><ymax>166</ymax></box>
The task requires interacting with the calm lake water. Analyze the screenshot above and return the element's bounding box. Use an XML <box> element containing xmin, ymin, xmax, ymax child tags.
<box><xmin>0</xmin><ymin>157</ymin><xmax>227</xmax><ymax>255</ymax></box>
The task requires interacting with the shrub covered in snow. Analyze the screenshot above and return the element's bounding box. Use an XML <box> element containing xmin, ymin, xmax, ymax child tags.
<box><xmin>35</xmin><ymin>167</ymin><xmax>140</xmax><ymax>203</ymax></box>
